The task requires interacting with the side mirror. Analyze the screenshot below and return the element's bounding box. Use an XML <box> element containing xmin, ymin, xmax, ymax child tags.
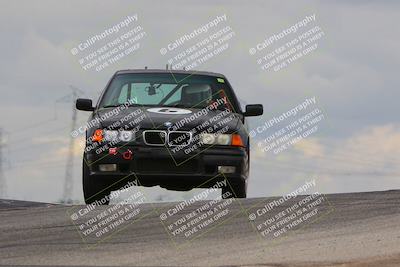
<box><xmin>244</xmin><ymin>104</ymin><xmax>263</xmax><ymax>117</ymax></box>
<box><xmin>76</xmin><ymin>98</ymin><xmax>95</xmax><ymax>111</ymax></box>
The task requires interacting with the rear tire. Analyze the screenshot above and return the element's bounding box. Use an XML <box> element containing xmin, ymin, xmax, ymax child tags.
<box><xmin>222</xmin><ymin>180</ymin><xmax>247</xmax><ymax>199</ymax></box>
<box><xmin>82</xmin><ymin>159</ymin><xmax>111</xmax><ymax>205</ymax></box>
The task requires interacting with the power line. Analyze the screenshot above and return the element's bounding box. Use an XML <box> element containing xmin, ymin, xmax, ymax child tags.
<box><xmin>7</xmin><ymin>85</ymin><xmax>88</xmax><ymax>141</ymax></box>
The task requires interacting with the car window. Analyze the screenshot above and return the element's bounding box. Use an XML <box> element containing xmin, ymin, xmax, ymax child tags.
<box><xmin>99</xmin><ymin>73</ymin><xmax>240</xmax><ymax>111</ymax></box>
<box><xmin>117</xmin><ymin>84</ymin><xmax>129</xmax><ymax>104</ymax></box>
<box><xmin>164</xmin><ymin>88</ymin><xmax>182</xmax><ymax>105</ymax></box>
<box><xmin>108</xmin><ymin>82</ymin><xmax>212</xmax><ymax>107</ymax></box>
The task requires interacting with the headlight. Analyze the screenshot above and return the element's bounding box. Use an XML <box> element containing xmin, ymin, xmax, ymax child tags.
<box><xmin>216</xmin><ymin>134</ymin><xmax>232</xmax><ymax>145</ymax></box>
<box><xmin>103</xmin><ymin>130</ymin><xmax>118</xmax><ymax>142</ymax></box>
<box><xmin>101</xmin><ymin>130</ymin><xmax>134</xmax><ymax>142</ymax></box>
<box><xmin>119</xmin><ymin>130</ymin><xmax>134</xmax><ymax>142</ymax></box>
<box><xmin>201</xmin><ymin>134</ymin><xmax>216</xmax><ymax>145</ymax></box>
<box><xmin>201</xmin><ymin>133</ymin><xmax>232</xmax><ymax>145</ymax></box>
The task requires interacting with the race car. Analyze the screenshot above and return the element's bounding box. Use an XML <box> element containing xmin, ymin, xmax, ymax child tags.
<box><xmin>76</xmin><ymin>69</ymin><xmax>263</xmax><ymax>204</ymax></box>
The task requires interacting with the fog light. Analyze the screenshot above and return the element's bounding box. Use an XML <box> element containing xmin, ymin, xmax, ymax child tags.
<box><xmin>98</xmin><ymin>164</ymin><xmax>117</xmax><ymax>172</ymax></box>
<box><xmin>218</xmin><ymin>166</ymin><xmax>236</xmax><ymax>174</ymax></box>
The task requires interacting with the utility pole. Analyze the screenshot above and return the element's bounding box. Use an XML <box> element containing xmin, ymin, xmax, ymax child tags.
<box><xmin>58</xmin><ymin>86</ymin><xmax>83</xmax><ymax>204</ymax></box>
<box><xmin>0</xmin><ymin>128</ymin><xmax>7</xmax><ymax>198</ymax></box>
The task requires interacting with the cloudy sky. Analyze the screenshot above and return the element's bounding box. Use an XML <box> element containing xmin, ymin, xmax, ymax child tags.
<box><xmin>0</xmin><ymin>0</ymin><xmax>399</xmax><ymax>203</ymax></box>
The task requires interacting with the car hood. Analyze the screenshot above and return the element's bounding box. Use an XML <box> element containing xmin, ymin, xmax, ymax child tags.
<box><xmin>95</xmin><ymin>106</ymin><xmax>242</xmax><ymax>132</ymax></box>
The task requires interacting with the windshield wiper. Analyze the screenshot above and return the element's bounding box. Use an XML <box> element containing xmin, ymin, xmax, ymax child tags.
<box><xmin>100</xmin><ymin>104</ymin><xmax>140</xmax><ymax>109</ymax></box>
<box><xmin>101</xmin><ymin>104</ymin><xmax>121</xmax><ymax>108</ymax></box>
<box><xmin>162</xmin><ymin>104</ymin><xmax>187</xmax><ymax>108</ymax></box>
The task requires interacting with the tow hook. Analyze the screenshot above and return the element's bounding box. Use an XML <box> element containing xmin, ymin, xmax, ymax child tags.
<box><xmin>122</xmin><ymin>149</ymin><xmax>133</xmax><ymax>160</ymax></box>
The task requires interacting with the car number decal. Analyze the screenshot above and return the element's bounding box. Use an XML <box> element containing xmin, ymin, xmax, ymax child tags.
<box><xmin>147</xmin><ymin>107</ymin><xmax>192</xmax><ymax>115</ymax></box>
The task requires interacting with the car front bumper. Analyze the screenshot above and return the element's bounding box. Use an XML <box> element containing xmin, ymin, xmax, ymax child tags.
<box><xmin>85</xmin><ymin>145</ymin><xmax>248</xmax><ymax>190</ymax></box>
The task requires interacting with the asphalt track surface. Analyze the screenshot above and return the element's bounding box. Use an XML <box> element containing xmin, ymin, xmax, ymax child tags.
<box><xmin>1</xmin><ymin>190</ymin><xmax>400</xmax><ymax>267</ymax></box>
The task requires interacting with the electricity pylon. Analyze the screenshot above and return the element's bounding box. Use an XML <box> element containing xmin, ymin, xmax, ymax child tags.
<box><xmin>58</xmin><ymin>86</ymin><xmax>84</xmax><ymax>204</ymax></box>
<box><xmin>0</xmin><ymin>128</ymin><xmax>7</xmax><ymax>198</ymax></box>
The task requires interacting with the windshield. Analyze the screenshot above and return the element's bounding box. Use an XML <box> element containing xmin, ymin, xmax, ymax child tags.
<box><xmin>98</xmin><ymin>73</ymin><xmax>238</xmax><ymax>111</ymax></box>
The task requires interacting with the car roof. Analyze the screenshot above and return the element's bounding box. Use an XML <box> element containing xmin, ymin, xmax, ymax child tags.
<box><xmin>114</xmin><ymin>69</ymin><xmax>227</xmax><ymax>78</ymax></box>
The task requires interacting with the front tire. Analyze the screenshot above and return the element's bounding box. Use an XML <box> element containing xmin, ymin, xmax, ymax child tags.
<box><xmin>222</xmin><ymin>180</ymin><xmax>247</xmax><ymax>199</ymax></box>
<box><xmin>82</xmin><ymin>159</ymin><xmax>111</xmax><ymax>205</ymax></box>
